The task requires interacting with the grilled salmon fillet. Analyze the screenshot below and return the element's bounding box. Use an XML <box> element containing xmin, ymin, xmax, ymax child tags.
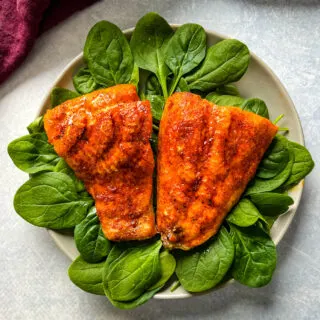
<box><xmin>44</xmin><ymin>84</ymin><xmax>156</xmax><ymax>241</ymax></box>
<box><xmin>157</xmin><ymin>92</ymin><xmax>278</xmax><ymax>250</ymax></box>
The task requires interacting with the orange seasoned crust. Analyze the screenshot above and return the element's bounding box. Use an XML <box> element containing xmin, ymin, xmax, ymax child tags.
<box><xmin>44</xmin><ymin>84</ymin><xmax>156</xmax><ymax>241</ymax></box>
<box><xmin>157</xmin><ymin>92</ymin><xmax>278</xmax><ymax>250</ymax></box>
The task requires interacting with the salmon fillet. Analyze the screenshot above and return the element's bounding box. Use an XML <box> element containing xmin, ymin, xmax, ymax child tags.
<box><xmin>157</xmin><ymin>92</ymin><xmax>278</xmax><ymax>250</ymax></box>
<box><xmin>44</xmin><ymin>84</ymin><xmax>156</xmax><ymax>241</ymax></box>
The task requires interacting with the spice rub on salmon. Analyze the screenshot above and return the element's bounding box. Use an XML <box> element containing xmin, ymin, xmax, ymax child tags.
<box><xmin>44</xmin><ymin>84</ymin><xmax>156</xmax><ymax>241</ymax></box>
<box><xmin>157</xmin><ymin>92</ymin><xmax>278</xmax><ymax>250</ymax></box>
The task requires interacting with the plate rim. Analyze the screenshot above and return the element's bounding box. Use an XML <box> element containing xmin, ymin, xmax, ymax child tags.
<box><xmin>42</xmin><ymin>26</ymin><xmax>305</xmax><ymax>300</ymax></box>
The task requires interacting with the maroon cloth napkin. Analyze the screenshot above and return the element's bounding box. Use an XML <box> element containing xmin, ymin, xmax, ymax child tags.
<box><xmin>0</xmin><ymin>0</ymin><xmax>98</xmax><ymax>85</ymax></box>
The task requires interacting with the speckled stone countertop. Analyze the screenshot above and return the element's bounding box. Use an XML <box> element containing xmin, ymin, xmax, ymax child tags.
<box><xmin>1</xmin><ymin>1</ymin><xmax>319</xmax><ymax>319</ymax></box>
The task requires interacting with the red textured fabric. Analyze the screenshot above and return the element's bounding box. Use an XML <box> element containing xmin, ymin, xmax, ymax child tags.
<box><xmin>0</xmin><ymin>0</ymin><xmax>50</xmax><ymax>84</ymax></box>
<box><xmin>39</xmin><ymin>0</ymin><xmax>99</xmax><ymax>34</ymax></box>
<box><xmin>0</xmin><ymin>0</ymin><xmax>98</xmax><ymax>84</ymax></box>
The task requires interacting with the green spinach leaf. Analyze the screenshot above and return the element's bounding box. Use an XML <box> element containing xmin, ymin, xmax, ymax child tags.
<box><xmin>14</xmin><ymin>172</ymin><xmax>93</xmax><ymax>229</ymax></box>
<box><xmin>84</xmin><ymin>21</ymin><xmax>135</xmax><ymax>87</ymax></box>
<box><xmin>240</xmin><ymin>98</ymin><xmax>269</xmax><ymax>119</ymax></box>
<box><xmin>249</xmin><ymin>192</ymin><xmax>294</xmax><ymax>216</ymax></box>
<box><xmin>256</xmin><ymin>135</ymin><xmax>290</xmax><ymax>179</ymax></box>
<box><xmin>165</xmin><ymin>23</ymin><xmax>206</xmax><ymax>95</ymax></box>
<box><xmin>263</xmin><ymin>215</ymin><xmax>279</xmax><ymax>231</ymax></box>
<box><xmin>167</xmin><ymin>75</ymin><xmax>190</xmax><ymax>93</ymax></box>
<box><xmin>70</xmin><ymin>249</ymin><xmax>175</xmax><ymax>308</ymax></box>
<box><xmin>130</xmin><ymin>64</ymin><xmax>140</xmax><ymax>86</ymax></box>
<box><xmin>227</xmin><ymin>199</ymin><xmax>265</xmax><ymax>227</ymax></box>
<box><xmin>215</xmin><ymin>84</ymin><xmax>240</xmax><ymax>96</ymax></box>
<box><xmin>68</xmin><ymin>256</ymin><xmax>105</xmax><ymax>295</ymax></box>
<box><xmin>175</xmin><ymin>226</ymin><xmax>234</xmax><ymax>292</ymax></box>
<box><xmin>145</xmin><ymin>94</ymin><xmax>165</xmax><ymax>121</ymax></box>
<box><xmin>107</xmin><ymin>287</ymin><xmax>160</xmax><ymax>310</ymax></box>
<box><xmin>53</xmin><ymin>158</ymin><xmax>71</xmax><ymax>175</ymax></box>
<box><xmin>230</xmin><ymin>224</ymin><xmax>276</xmax><ymax>287</ymax></box>
<box><xmin>75</xmin><ymin>207</ymin><xmax>112</xmax><ymax>263</ymax></box>
<box><xmin>73</xmin><ymin>66</ymin><xmax>101</xmax><ymax>94</ymax></box>
<box><xmin>148</xmin><ymin>250</ymin><xmax>176</xmax><ymax>290</ymax></box>
<box><xmin>106</xmin><ymin>249</ymin><xmax>175</xmax><ymax>309</ymax></box>
<box><xmin>51</xmin><ymin>87</ymin><xmax>80</xmax><ymax>108</ymax></box>
<box><xmin>245</xmin><ymin>142</ymin><xmax>294</xmax><ymax>195</ymax></box>
<box><xmin>54</xmin><ymin>158</ymin><xmax>86</xmax><ymax>193</ymax></box>
<box><xmin>185</xmin><ymin>39</ymin><xmax>250</xmax><ymax>92</ymax></box>
<box><xmin>8</xmin><ymin>133</ymin><xmax>60</xmax><ymax>174</ymax></box>
<box><xmin>145</xmin><ymin>73</ymin><xmax>163</xmax><ymax>95</ymax></box>
<box><xmin>103</xmin><ymin>240</ymin><xmax>162</xmax><ymax>301</ymax></box>
<box><xmin>282</xmin><ymin>141</ymin><xmax>314</xmax><ymax>188</ymax></box>
<box><xmin>206</xmin><ymin>92</ymin><xmax>245</xmax><ymax>106</ymax></box>
<box><xmin>27</xmin><ymin>116</ymin><xmax>44</xmax><ymax>134</ymax></box>
<box><xmin>130</xmin><ymin>12</ymin><xmax>173</xmax><ymax>98</ymax></box>
<box><xmin>175</xmin><ymin>77</ymin><xmax>190</xmax><ymax>92</ymax></box>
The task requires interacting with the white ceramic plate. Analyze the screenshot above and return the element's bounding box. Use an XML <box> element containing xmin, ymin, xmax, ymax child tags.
<box><xmin>38</xmin><ymin>26</ymin><xmax>305</xmax><ymax>299</ymax></box>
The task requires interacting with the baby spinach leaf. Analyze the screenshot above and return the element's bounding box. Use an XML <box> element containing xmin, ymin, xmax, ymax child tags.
<box><xmin>165</xmin><ymin>23</ymin><xmax>206</xmax><ymax>95</ymax></box>
<box><xmin>145</xmin><ymin>94</ymin><xmax>165</xmax><ymax>121</ymax></box>
<box><xmin>148</xmin><ymin>250</ymin><xmax>176</xmax><ymax>291</ymax></box>
<box><xmin>263</xmin><ymin>215</ymin><xmax>279</xmax><ymax>230</ymax></box>
<box><xmin>69</xmin><ymin>241</ymin><xmax>168</xmax><ymax>308</ymax></box>
<box><xmin>70</xmin><ymin>249</ymin><xmax>163</xmax><ymax>309</ymax></box>
<box><xmin>282</xmin><ymin>141</ymin><xmax>314</xmax><ymax>189</ymax></box>
<box><xmin>191</xmin><ymin>90</ymin><xmax>207</xmax><ymax>98</ymax></box>
<box><xmin>167</xmin><ymin>75</ymin><xmax>190</xmax><ymax>93</ymax></box>
<box><xmin>130</xmin><ymin>64</ymin><xmax>140</xmax><ymax>87</ymax></box>
<box><xmin>103</xmin><ymin>240</ymin><xmax>162</xmax><ymax>302</ymax></box>
<box><xmin>145</xmin><ymin>73</ymin><xmax>163</xmax><ymax>96</ymax></box>
<box><xmin>73</xmin><ymin>66</ymin><xmax>101</xmax><ymax>94</ymax></box>
<box><xmin>75</xmin><ymin>207</ymin><xmax>112</xmax><ymax>263</ymax></box>
<box><xmin>254</xmin><ymin>220</ymin><xmax>272</xmax><ymax>237</ymax></box>
<box><xmin>206</xmin><ymin>92</ymin><xmax>245</xmax><ymax>106</ymax></box>
<box><xmin>27</xmin><ymin>116</ymin><xmax>44</xmax><ymax>134</ymax></box>
<box><xmin>185</xmin><ymin>39</ymin><xmax>250</xmax><ymax>92</ymax></box>
<box><xmin>54</xmin><ymin>158</ymin><xmax>86</xmax><ymax>193</ymax></box>
<box><xmin>8</xmin><ymin>133</ymin><xmax>60</xmax><ymax>174</ymax></box>
<box><xmin>175</xmin><ymin>77</ymin><xmax>190</xmax><ymax>92</ymax></box>
<box><xmin>105</xmin><ymin>249</ymin><xmax>175</xmax><ymax>309</ymax></box>
<box><xmin>249</xmin><ymin>193</ymin><xmax>294</xmax><ymax>216</ymax></box>
<box><xmin>14</xmin><ymin>172</ymin><xmax>93</xmax><ymax>229</ymax></box>
<box><xmin>84</xmin><ymin>21</ymin><xmax>135</xmax><ymax>87</ymax></box>
<box><xmin>227</xmin><ymin>199</ymin><xmax>265</xmax><ymax>227</ymax></box>
<box><xmin>215</xmin><ymin>84</ymin><xmax>240</xmax><ymax>96</ymax></box>
<box><xmin>68</xmin><ymin>256</ymin><xmax>105</xmax><ymax>295</ymax></box>
<box><xmin>240</xmin><ymin>98</ymin><xmax>269</xmax><ymax>119</ymax></box>
<box><xmin>54</xmin><ymin>158</ymin><xmax>74</xmax><ymax>177</ymax></box>
<box><xmin>256</xmin><ymin>135</ymin><xmax>290</xmax><ymax>179</ymax></box>
<box><xmin>130</xmin><ymin>12</ymin><xmax>173</xmax><ymax>98</ymax></box>
<box><xmin>170</xmin><ymin>281</ymin><xmax>181</xmax><ymax>292</ymax></box>
<box><xmin>230</xmin><ymin>224</ymin><xmax>277</xmax><ymax>287</ymax></box>
<box><xmin>175</xmin><ymin>226</ymin><xmax>234</xmax><ymax>292</ymax></box>
<box><xmin>51</xmin><ymin>87</ymin><xmax>80</xmax><ymax>108</ymax></box>
<box><xmin>106</xmin><ymin>287</ymin><xmax>160</xmax><ymax>310</ymax></box>
<box><xmin>245</xmin><ymin>143</ymin><xmax>294</xmax><ymax>195</ymax></box>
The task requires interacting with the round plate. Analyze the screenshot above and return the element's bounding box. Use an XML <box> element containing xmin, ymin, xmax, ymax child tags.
<box><xmin>38</xmin><ymin>26</ymin><xmax>304</xmax><ymax>299</ymax></box>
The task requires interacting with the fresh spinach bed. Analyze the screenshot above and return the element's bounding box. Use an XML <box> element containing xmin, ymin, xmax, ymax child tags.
<box><xmin>8</xmin><ymin>12</ymin><xmax>314</xmax><ymax>309</ymax></box>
